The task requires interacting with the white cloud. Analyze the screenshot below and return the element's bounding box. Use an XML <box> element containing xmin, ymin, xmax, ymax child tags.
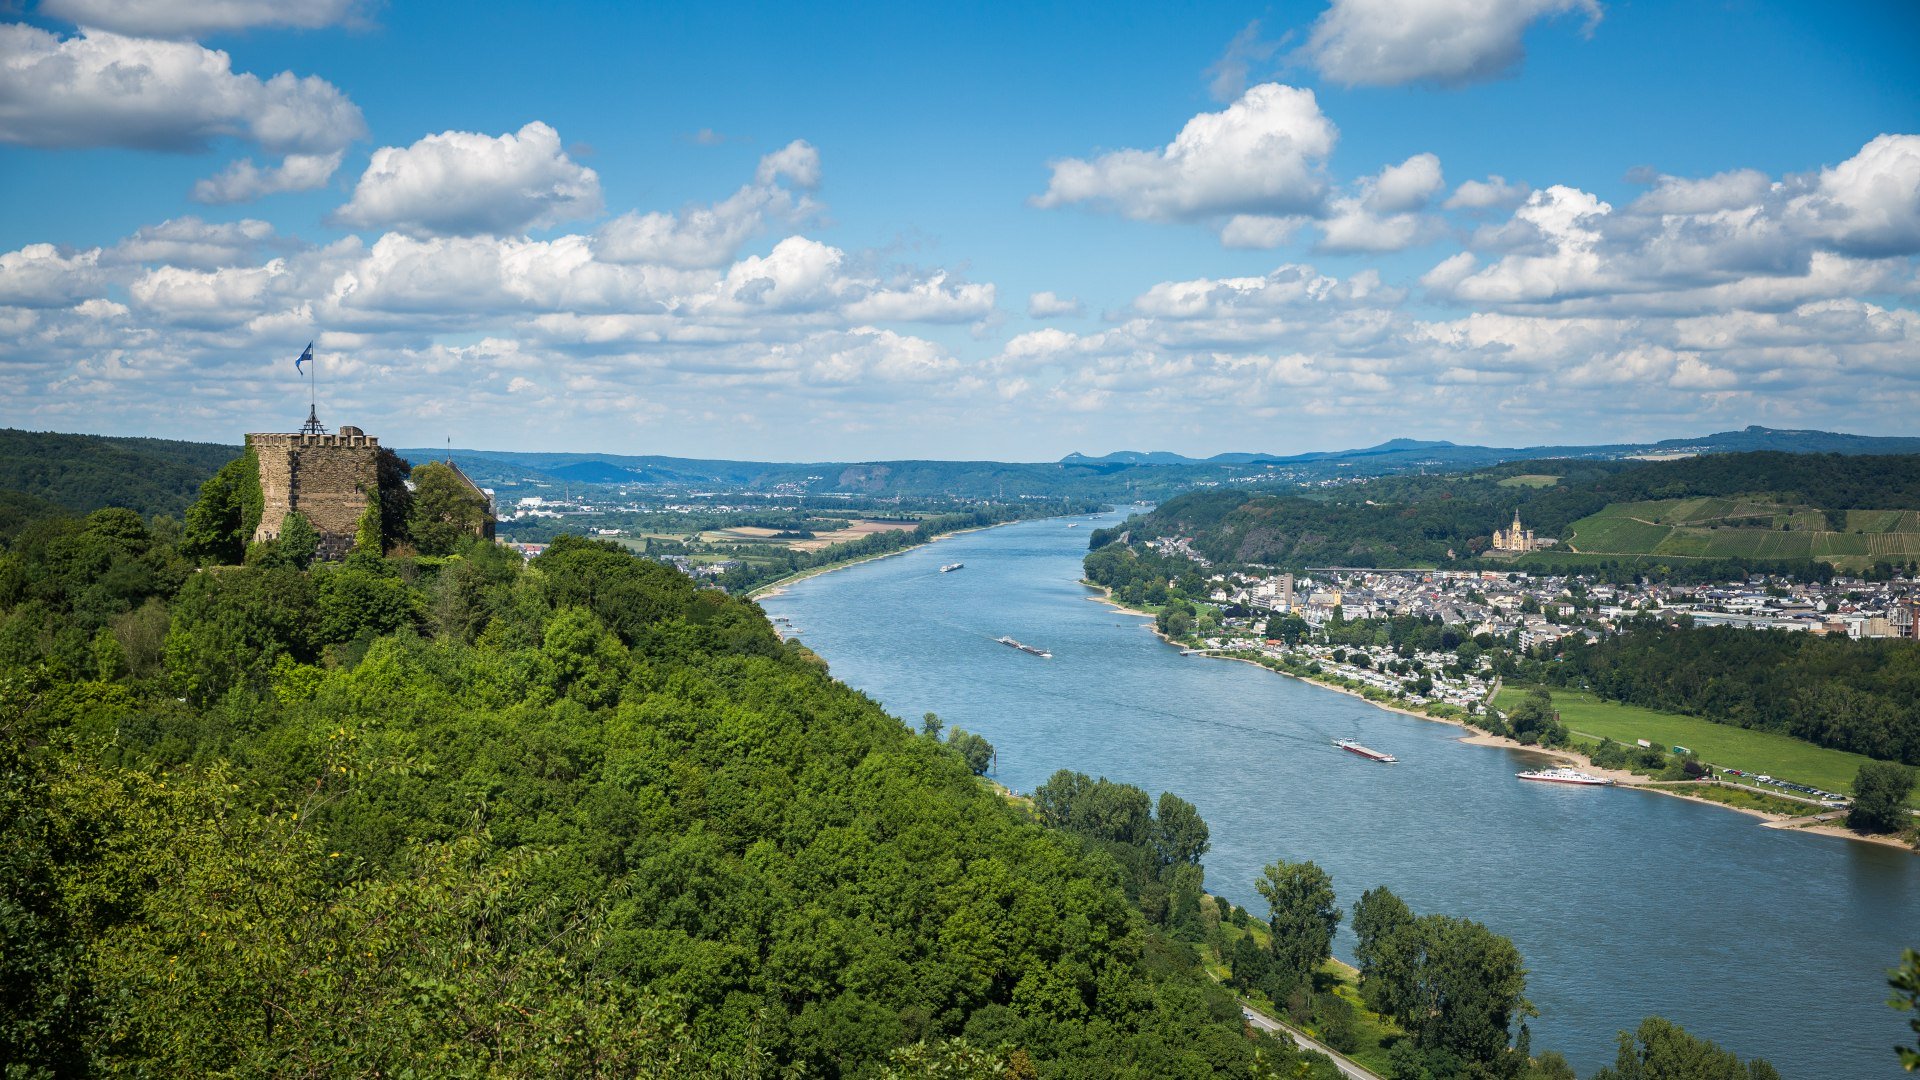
<box><xmin>1220</xmin><ymin>215</ymin><xmax>1307</xmax><ymax>249</ymax></box>
<box><xmin>1304</xmin><ymin>0</ymin><xmax>1602</xmax><ymax>87</ymax></box>
<box><xmin>0</xmin><ymin>244</ymin><xmax>106</xmax><ymax>307</ymax></box>
<box><xmin>844</xmin><ymin>273</ymin><xmax>996</xmax><ymax>323</ymax></box>
<box><xmin>1631</xmin><ymin>168</ymin><xmax>1770</xmax><ymax>215</ymax></box>
<box><xmin>110</xmin><ymin>216</ymin><xmax>277</xmax><ymax>268</ymax></box>
<box><xmin>37</xmin><ymin>0</ymin><xmax>365</xmax><ymax>38</ymax></box>
<box><xmin>1311</xmin><ymin>153</ymin><xmax>1447</xmax><ymax>253</ymax></box>
<box><xmin>0</xmin><ymin>26</ymin><xmax>364</xmax><ymax>153</ymax></box>
<box><xmin>1034</xmin><ymin>83</ymin><xmax>1336</xmax><ymax>222</ymax></box>
<box><xmin>595</xmin><ymin>140</ymin><xmax>821</xmax><ymax>269</ymax></box>
<box><xmin>192</xmin><ymin>151</ymin><xmax>343</xmax><ymax>203</ymax></box>
<box><xmin>1444</xmin><ymin>175</ymin><xmax>1530</xmax><ymax>210</ymax></box>
<box><xmin>1027</xmin><ymin>291</ymin><xmax>1084</xmax><ymax>318</ymax></box>
<box><xmin>1426</xmin><ymin>134</ymin><xmax>1920</xmax><ymax>315</ymax></box>
<box><xmin>334</xmin><ymin>121</ymin><xmax>602</xmax><ymax>238</ymax></box>
<box><xmin>754</xmin><ymin>139</ymin><xmax>822</xmax><ymax>189</ymax></box>
<box><xmin>1369</xmin><ymin>153</ymin><xmax>1444</xmax><ymax>212</ymax></box>
<box><xmin>1791</xmin><ymin>133</ymin><xmax>1920</xmax><ymax>258</ymax></box>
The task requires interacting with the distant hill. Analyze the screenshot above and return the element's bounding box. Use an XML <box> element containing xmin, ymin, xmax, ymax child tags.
<box><xmin>0</xmin><ymin>429</ymin><xmax>238</xmax><ymax>521</ymax></box>
<box><xmin>1068</xmin><ymin>427</ymin><xmax>1920</xmax><ymax>471</ymax></box>
<box><xmin>1097</xmin><ymin>451</ymin><xmax>1920</xmax><ymax>575</ymax></box>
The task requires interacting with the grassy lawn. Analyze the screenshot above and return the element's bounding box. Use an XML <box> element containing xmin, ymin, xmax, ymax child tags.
<box><xmin>1495</xmin><ymin>686</ymin><xmax>1909</xmax><ymax>803</ymax></box>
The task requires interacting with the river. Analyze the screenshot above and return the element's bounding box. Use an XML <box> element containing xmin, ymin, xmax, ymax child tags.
<box><xmin>759</xmin><ymin>509</ymin><xmax>1918</xmax><ymax>1077</ymax></box>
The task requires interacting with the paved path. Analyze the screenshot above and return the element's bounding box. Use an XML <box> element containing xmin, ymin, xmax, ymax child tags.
<box><xmin>1239</xmin><ymin>1002</ymin><xmax>1382</xmax><ymax>1080</ymax></box>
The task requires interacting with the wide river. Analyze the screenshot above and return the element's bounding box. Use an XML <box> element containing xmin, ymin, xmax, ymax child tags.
<box><xmin>760</xmin><ymin>509</ymin><xmax>1918</xmax><ymax>1077</ymax></box>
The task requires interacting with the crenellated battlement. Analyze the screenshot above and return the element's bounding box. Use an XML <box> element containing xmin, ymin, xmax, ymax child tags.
<box><xmin>245</xmin><ymin>430</ymin><xmax>380</xmax><ymax>450</ymax></box>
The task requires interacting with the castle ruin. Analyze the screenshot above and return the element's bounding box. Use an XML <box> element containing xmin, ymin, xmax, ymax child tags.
<box><xmin>246</xmin><ymin>424</ymin><xmax>387</xmax><ymax>560</ymax></box>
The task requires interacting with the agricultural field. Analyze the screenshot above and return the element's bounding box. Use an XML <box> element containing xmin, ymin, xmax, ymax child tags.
<box><xmin>1493</xmin><ymin>687</ymin><xmax>1914</xmax><ymax>804</ymax></box>
<box><xmin>1560</xmin><ymin>497</ymin><xmax>1920</xmax><ymax>570</ymax></box>
<box><xmin>1496</xmin><ymin>474</ymin><xmax>1561</xmax><ymax>488</ymax></box>
<box><xmin>696</xmin><ymin>517</ymin><xmax>919</xmax><ymax>551</ymax></box>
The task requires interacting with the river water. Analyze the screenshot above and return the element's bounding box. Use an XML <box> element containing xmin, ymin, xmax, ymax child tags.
<box><xmin>759</xmin><ymin>509</ymin><xmax>1918</xmax><ymax>1077</ymax></box>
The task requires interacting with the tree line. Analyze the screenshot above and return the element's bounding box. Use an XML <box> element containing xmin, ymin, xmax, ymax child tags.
<box><xmin>1536</xmin><ymin>622</ymin><xmax>1920</xmax><ymax>765</ymax></box>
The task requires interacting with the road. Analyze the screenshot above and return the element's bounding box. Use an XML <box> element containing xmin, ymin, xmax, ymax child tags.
<box><xmin>1239</xmin><ymin>1002</ymin><xmax>1382</xmax><ymax>1080</ymax></box>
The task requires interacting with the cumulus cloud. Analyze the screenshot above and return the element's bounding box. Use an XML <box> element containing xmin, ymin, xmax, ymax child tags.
<box><xmin>37</xmin><ymin>0</ymin><xmax>366</xmax><ymax>38</ymax></box>
<box><xmin>1445</xmin><ymin>175</ymin><xmax>1530</xmax><ymax>210</ymax></box>
<box><xmin>0</xmin><ymin>26</ymin><xmax>364</xmax><ymax>153</ymax></box>
<box><xmin>192</xmin><ymin>150</ymin><xmax>343</xmax><ymax>203</ymax></box>
<box><xmin>1307</xmin><ymin>154</ymin><xmax>1447</xmax><ymax>253</ymax></box>
<box><xmin>1303</xmin><ymin>0</ymin><xmax>1602</xmax><ymax>87</ymax></box>
<box><xmin>1425</xmin><ymin>134</ymin><xmax>1920</xmax><ymax>314</ymax></box>
<box><xmin>595</xmin><ymin>140</ymin><xmax>821</xmax><ymax>269</ymax></box>
<box><xmin>1368</xmin><ymin>153</ymin><xmax>1444</xmax><ymax>212</ymax></box>
<box><xmin>1034</xmin><ymin>83</ymin><xmax>1336</xmax><ymax>222</ymax></box>
<box><xmin>1791</xmin><ymin>133</ymin><xmax>1920</xmax><ymax>258</ymax></box>
<box><xmin>844</xmin><ymin>273</ymin><xmax>995</xmax><ymax>323</ymax></box>
<box><xmin>110</xmin><ymin>216</ymin><xmax>277</xmax><ymax>268</ymax></box>
<box><xmin>334</xmin><ymin>122</ymin><xmax>602</xmax><ymax>237</ymax></box>
<box><xmin>0</xmin><ymin>244</ymin><xmax>107</xmax><ymax>307</ymax></box>
<box><xmin>1028</xmin><ymin>291</ymin><xmax>1084</xmax><ymax>318</ymax></box>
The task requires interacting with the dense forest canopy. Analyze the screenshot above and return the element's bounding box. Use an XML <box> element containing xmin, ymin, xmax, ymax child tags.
<box><xmin>0</xmin><ymin>429</ymin><xmax>240</xmax><ymax>520</ymax></box>
<box><xmin>1</xmin><ymin>492</ymin><xmax>1330</xmax><ymax>1076</ymax></box>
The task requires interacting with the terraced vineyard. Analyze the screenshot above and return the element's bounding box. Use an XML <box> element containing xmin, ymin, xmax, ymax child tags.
<box><xmin>1559</xmin><ymin>497</ymin><xmax>1920</xmax><ymax>570</ymax></box>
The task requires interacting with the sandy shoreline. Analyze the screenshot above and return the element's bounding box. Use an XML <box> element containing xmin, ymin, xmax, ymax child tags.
<box><xmin>1081</xmin><ymin>587</ymin><xmax>1916</xmax><ymax>854</ymax></box>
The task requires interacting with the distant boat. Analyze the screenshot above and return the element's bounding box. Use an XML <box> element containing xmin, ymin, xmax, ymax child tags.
<box><xmin>941</xmin><ymin>563</ymin><xmax>964</xmax><ymax>572</ymax></box>
<box><xmin>996</xmin><ymin>635</ymin><xmax>1052</xmax><ymax>658</ymax></box>
<box><xmin>1335</xmin><ymin>738</ymin><xmax>1397</xmax><ymax>763</ymax></box>
<box><xmin>1517</xmin><ymin>767</ymin><xmax>1613</xmax><ymax>786</ymax></box>
<box><xmin>1066</xmin><ymin>523</ymin><xmax>1078</xmax><ymax>528</ymax></box>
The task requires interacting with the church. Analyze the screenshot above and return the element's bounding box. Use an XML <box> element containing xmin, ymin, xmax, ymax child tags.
<box><xmin>1490</xmin><ymin>510</ymin><xmax>1552</xmax><ymax>554</ymax></box>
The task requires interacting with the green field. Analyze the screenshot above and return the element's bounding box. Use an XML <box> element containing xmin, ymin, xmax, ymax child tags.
<box><xmin>1560</xmin><ymin>497</ymin><xmax>1920</xmax><ymax>570</ymax></box>
<box><xmin>1494</xmin><ymin>687</ymin><xmax>1913</xmax><ymax>803</ymax></box>
<box><xmin>1496</xmin><ymin>474</ymin><xmax>1561</xmax><ymax>488</ymax></box>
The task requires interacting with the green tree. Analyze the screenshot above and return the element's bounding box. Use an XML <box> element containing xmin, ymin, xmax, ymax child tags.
<box><xmin>1256</xmin><ymin>859</ymin><xmax>1340</xmax><ymax>989</ymax></box>
<box><xmin>946</xmin><ymin>727</ymin><xmax>994</xmax><ymax>775</ymax></box>
<box><xmin>1351</xmin><ymin>886</ymin><xmax>1418</xmax><ymax>1015</ymax></box>
<box><xmin>181</xmin><ymin>453</ymin><xmax>261</xmax><ymax>564</ymax></box>
<box><xmin>1849</xmin><ymin>761</ymin><xmax>1916</xmax><ymax>834</ymax></box>
<box><xmin>1505</xmin><ymin>687</ymin><xmax>1567</xmax><ymax>746</ymax></box>
<box><xmin>1591</xmin><ymin>1016</ymin><xmax>1780</xmax><ymax>1080</ymax></box>
<box><xmin>1893</xmin><ymin>947</ymin><xmax>1920</xmax><ymax>1071</ymax></box>
<box><xmin>408</xmin><ymin>461</ymin><xmax>489</xmax><ymax>556</ymax></box>
<box><xmin>1153</xmin><ymin>791</ymin><xmax>1210</xmax><ymax>871</ymax></box>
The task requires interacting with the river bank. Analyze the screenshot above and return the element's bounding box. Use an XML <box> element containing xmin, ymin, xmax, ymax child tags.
<box><xmin>749</xmin><ymin>522</ymin><xmax>1006</xmax><ymax>600</ymax></box>
<box><xmin>1081</xmin><ymin>582</ymin><xmax>1918</xmax><ymax>853</ymax></box>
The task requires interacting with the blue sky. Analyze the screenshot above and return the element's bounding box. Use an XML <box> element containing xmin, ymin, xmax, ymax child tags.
<box><xmin>2</xmin><ymin>0</ymin><xmax>1916</xmax><ymax>459</ymax></box>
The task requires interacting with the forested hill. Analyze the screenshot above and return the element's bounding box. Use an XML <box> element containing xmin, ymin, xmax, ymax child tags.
<box><xmin>1095</xmin><ymin>452</ymin><xmax>1920</xmax><ymax>574</ymax></box>
<box><xmin>0</xmin><ymin>428</ymin><xmax>237</xmax><ymax>522</ymax></box>
<box><xmin>0</xmin><ymin>511</ymin><xmax>1317</xmax><ymax>1075</ymax></box>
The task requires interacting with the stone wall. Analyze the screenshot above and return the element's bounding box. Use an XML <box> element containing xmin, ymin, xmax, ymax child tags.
<box><xmin>246</xmin><ymin>431</ymin><xmax>381</xmax><ymax>558</ymax></box>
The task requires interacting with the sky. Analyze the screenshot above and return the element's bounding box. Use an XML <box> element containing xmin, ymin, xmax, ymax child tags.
<box><xmin>1</xmin><ymin>0</ymin><xmax>1917</xmax><ymax>461</ymax></box>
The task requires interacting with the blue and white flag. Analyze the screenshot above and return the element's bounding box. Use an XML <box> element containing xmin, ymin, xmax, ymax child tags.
<box><xmin>295</xmin><ymin>342</ymin><xmax>314</xmax><ymax>374</ymax></box>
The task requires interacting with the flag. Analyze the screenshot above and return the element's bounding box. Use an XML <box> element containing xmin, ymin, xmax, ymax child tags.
<box><xmin>295</xmin><ymin>342</ymin><xmax>313</xmax><ymax>374</ymax></box>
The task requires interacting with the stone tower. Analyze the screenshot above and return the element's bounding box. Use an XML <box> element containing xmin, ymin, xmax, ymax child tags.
<box><xmin>246</xmin><ymin>424</ymin><xmax>383</xmax><ymax>560</ymax></box>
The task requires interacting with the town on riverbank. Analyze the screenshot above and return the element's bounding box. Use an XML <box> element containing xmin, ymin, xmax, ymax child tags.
<box><xmin>1082</xmin><ymin>557</ymin><xmax>1920</xmax><ymax>850</ymax></box>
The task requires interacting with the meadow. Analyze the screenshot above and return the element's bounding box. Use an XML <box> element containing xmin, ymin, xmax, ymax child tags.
<box><xmin>1493</xmin><ymin>687</ymin><xmax>1910</xmax><ymax>803</ymax></box>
